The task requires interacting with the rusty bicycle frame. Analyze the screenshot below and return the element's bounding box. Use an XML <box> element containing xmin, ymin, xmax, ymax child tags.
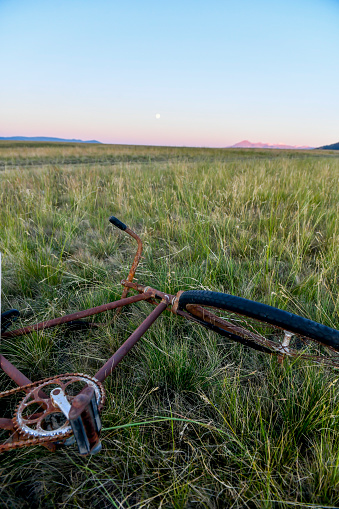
<box><xmin>0</xmin><ymin>216</ymin><xmax>222</xmax><ymax>455</ymax></box>
<box><xmin>2</xmin><ymin>216</ymin><xmax>338</xmax><ymax>455</ymax></box>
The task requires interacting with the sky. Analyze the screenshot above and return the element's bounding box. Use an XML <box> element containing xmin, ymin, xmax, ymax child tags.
<box><xmin>0</xmin><ymin>0</ymin><xmax>338</xmax><ymax>148</ymax></box>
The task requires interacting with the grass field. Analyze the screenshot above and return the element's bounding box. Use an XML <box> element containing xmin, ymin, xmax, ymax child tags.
<box><xmin>0</xmin><ymin>142</ymin><xmax>339</xmax><ymax>508</ymax></box>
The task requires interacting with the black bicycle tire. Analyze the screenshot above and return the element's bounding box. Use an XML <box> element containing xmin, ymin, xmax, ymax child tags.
<box><xmin>178</xmin><ymin>290</ymin><xmax>339</xmax><ymax>351</ymax></box>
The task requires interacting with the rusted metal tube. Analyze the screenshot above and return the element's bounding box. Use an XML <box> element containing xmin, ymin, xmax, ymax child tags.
<box><xmin>1</xmin><ymin>293</ymin><xmax>151</xmax><ymax>339</ymax></box>
<box><xmin>109</xmin><ymin>217</ymin><xmax>143</xmax><ymax>299</ymax></box>
<box><xmin>0</xmin><ymin>418</ymin><xmax>15</xmax><ymax>430</ymax></box>
<box><xmin>0</xmin><ymin>355</ymin><xmax>48</xmax><ymax>397</ymax></box>
<box><xmin>108</xmin><ymin>217</ymin><xmax>143</xmax><ymax>311</ymax></box>
<box><xmin>124</xmin><ymin>228</ymin><xmax>143</xmax><ymax>287</ymax></box>
<box><xmin>117</xmin><ymin>228</ymin><xmax>143</xmax><ymax>310</ymax></box>
<box><xmin>120</xmin><ymin>280</ymin><xmax>176</xmax><ymax>303</ymax></box>
<box><xmin>0</xmin><ymin>354</ymin><xmax>33</xmax><ymax>389</ymax></box>
<box><xmin>95</xmin><ymin>298</ymin><xmax>169</xmax><ymax>382</ymax></box>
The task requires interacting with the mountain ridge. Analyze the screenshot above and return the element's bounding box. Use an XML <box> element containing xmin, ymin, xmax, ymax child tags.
<box><xmin>0</xmin><ymin>136</ymin><xmax>101</xmax><ymax>144</ymax></box>
<box><xmin>230</xmin><ymin>140</ymin><xmax>313</xmax><ymax>150</ymax></box>
<box><xmin>317</xmin><ymin>141</ymin><xmax>339</xmax><ymax>150</ymax></box>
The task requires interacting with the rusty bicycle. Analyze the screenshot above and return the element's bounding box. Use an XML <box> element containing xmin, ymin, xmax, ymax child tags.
<box><xmin>1</xmin><ymin>216</ymin><xmax>339</xmax><ymax>456</ymax></box>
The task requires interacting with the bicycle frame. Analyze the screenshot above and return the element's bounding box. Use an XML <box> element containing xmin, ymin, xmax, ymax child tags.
<box><xmin>4</xmin><ymin>216</ymin><xmax>330</xmax><ymax>453</ymax></box>
<box><xmin>0</xmin><ymin>218</ymin><xmax>195</xmax><ymax>449</ymax></box>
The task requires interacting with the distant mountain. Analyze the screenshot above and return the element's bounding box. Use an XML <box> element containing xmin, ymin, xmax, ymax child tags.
<box><xmin>317</xmin><ymin>141</ymin><xmax>339</xmax><ymax>150</ymax></box>
<box><xmin>230</xmin><ymin>140</ymin><xmax>313</xmax><ymax>150</ymax></box>
<box><xmin>0</xmin><ymin>136</ymin><xmax>101</xmax><ymax>144</ymax></box>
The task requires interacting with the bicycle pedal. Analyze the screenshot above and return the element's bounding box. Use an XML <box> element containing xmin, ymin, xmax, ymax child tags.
<box><xmin>68</xmin><ymin>386</ymin><xmax>102</xmax><ymax>455</ymax></box>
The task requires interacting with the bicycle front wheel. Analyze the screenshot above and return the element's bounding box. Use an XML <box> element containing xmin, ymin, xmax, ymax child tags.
<box><xmin>178</xmin><ymin>291</ymin><xmax>339</xmax><ymax>367</ymax></box>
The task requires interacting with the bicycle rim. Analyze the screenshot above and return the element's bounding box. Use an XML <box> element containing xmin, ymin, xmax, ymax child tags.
<box><xmin>178</xmin><ymin>290</ymin><xmax>339</xmax><ymax>367</ymax></box>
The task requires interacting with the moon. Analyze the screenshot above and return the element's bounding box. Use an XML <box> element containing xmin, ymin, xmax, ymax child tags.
<box><xmin>155</xmin><ymin>113</ymin><xmax>161</xmax><ymax>119</ymax></box>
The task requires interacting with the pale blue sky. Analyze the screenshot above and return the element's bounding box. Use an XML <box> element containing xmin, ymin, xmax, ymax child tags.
<box><xmin>1</xmin><ymin>0</ymin><xmax>338</xmax><ymax>147</ymax></box>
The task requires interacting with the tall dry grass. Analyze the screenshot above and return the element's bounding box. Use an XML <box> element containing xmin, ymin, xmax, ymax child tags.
<box><xmin>0</xmin><ymin>143</ymin><xmax>338</xmax><ymax>508</ymax></box>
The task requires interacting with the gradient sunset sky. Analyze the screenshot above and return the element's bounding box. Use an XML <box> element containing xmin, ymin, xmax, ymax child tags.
<box><xmin>1</xmin><ymin>0</ymin><xmax>338</xmax><ymax>147</ymax></box>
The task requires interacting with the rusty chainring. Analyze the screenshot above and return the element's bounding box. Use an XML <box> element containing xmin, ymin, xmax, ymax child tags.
<box><xmin>0</xmin><ymin>373</ymin><xmax>106</xmax><ymax>453</ymax></box>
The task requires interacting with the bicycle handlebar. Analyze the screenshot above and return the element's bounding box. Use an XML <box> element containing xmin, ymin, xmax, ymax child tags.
<box><xmin>109</xmin><ymin>216</ymin><xmax>127</xmax><ymax>231</ymax></box>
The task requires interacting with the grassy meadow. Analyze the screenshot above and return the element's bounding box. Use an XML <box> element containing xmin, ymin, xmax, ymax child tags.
<box><xmin>0</xmin><ymin>142</ymin><xmax>339</xmax><ymax>508</ymax></box>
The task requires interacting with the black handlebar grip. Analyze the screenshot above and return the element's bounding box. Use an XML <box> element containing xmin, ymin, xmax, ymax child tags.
<box><xmin>109</xmin><ymin>216</ymin><xmax>127</xmax><ymax>231</ymax></box>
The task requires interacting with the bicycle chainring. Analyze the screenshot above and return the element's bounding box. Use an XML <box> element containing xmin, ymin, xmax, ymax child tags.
<box><xmin>8</xmin><ymin>373</ymin><xmax>105</xmax><ymax>448</ymax></box>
